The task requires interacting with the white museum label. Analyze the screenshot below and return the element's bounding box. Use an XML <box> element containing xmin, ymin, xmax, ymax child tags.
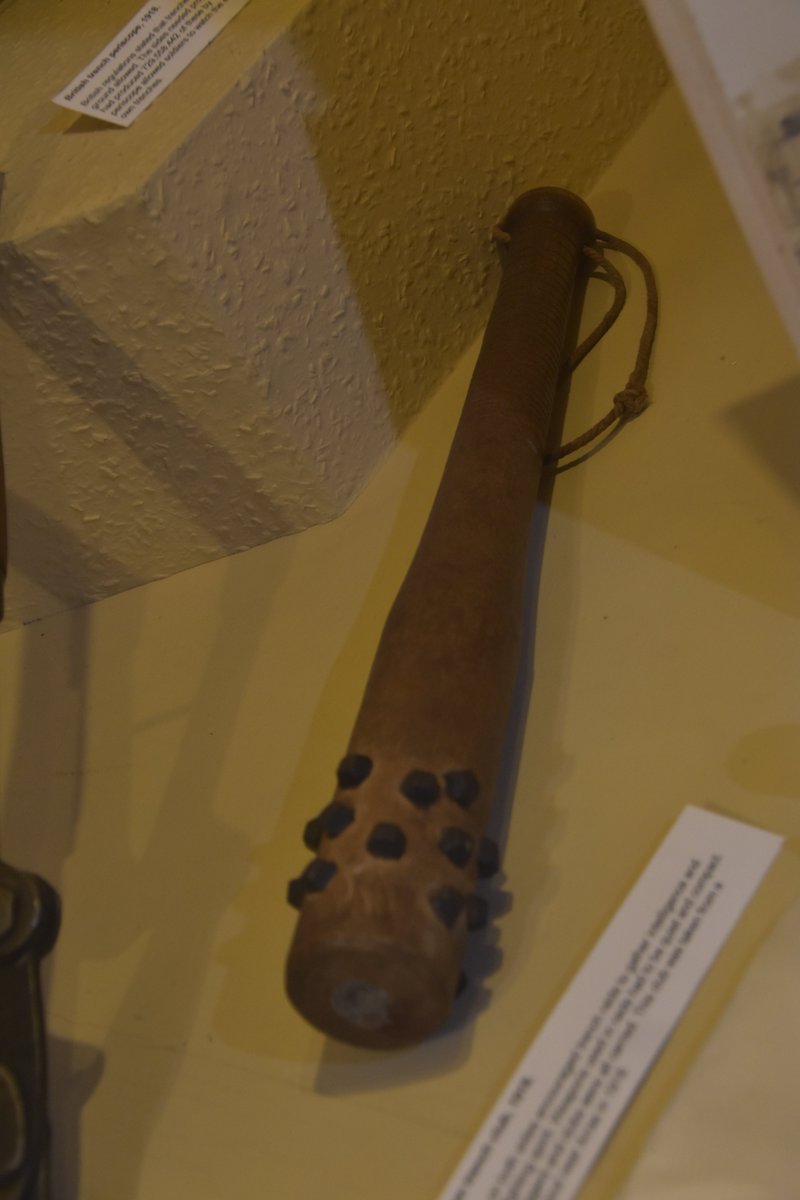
<box><xmin>437</xmin><ymin>806</ymin><xmax>783</xmax><ymax>1200</ymax></box>
<box><xmin>53</xmin><ymin>0</ymin><xmax>251</xmax><ymax>128</ymax></box>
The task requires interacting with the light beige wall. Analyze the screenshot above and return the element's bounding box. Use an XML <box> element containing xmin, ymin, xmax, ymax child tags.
<box><xmin>0</xmin><ymin>0</ymin><xmax>667</xmax><ymax>627</ymax></box>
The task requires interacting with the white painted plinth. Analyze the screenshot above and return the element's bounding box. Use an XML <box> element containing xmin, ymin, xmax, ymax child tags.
<box><xmin>0</xmin><ymin>0</ymin><xmax>666</xmax><ymax>627</ymax></box>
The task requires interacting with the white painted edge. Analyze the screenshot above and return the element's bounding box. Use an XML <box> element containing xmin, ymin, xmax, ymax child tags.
<box><xmin>644</xmin><ymin>0</ymin><xmax>800</xmax><ymax>360</ymax></box>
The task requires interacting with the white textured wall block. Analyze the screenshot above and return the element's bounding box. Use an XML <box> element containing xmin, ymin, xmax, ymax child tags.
<box><xmin>0</xmin><ymin>0</ymin><xmax>667</xmax><ymax>628</ymax></box>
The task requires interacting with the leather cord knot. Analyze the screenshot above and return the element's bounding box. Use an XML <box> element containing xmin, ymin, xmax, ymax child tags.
<box><xmin>613</xmin><ymin>384</ymin><xmax>648</xmax><ymax>419</ymax></box>
<box><xmin>487</xmin><ymin>227</ymin><xmax>658</xmax><ymax>465</ymax></box>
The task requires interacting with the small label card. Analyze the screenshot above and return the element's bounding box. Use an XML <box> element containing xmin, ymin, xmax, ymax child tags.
<box><xmin>53</xmin><ymin>0</ymin><xmax>251</xmax><ymax>128</ymax></box>
<box><xmin>438</xmin><ymin>806</ymin><xmax>783</xmax><ymax>1200</ymax></box>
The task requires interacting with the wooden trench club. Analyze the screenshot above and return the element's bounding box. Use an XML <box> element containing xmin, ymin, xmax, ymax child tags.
<box><xmin>284</xmin><ymin>187</ymin><xmax>657</xmax><ymax>1050</ymax></box>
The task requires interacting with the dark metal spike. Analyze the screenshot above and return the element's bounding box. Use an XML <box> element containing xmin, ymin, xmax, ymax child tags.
<box><xmin>439</xmin><ymin>826</ymin><xmax>474</xmax><ymax>868</ymax></box>
<box><xmin>400</xmin><ymin>770</ymin><xmax>440</xmax><ymax>808</ymax></box>
<box><xmin>336</xmin><ymin>754</ymin><xmax>373</xmax><ymax>789</ymax></box>
<box><xmin>301</xmin><ymin>859</ymin><xmax>338</xmax><ymax>892</ymax></box>
<box><xmin>287</xmin><ymin>877</ymin><xmax>308</xmax><ymax>909</ymax></box>
<box><xmin>477</xmin><ymin>836</ymin><xmax>500</xmax><ymax>879</ymax></box>
<box><xmin>302</xmin><ymin>815</ymin><xmax>324</xmax><ymax>851</ymax></box>
<box><xmin>322</xmin><ymin>801</ymin><xmax>355</xmax><ymax>838</ymax></box>
<box><xmin>443</xmin><ymin>769</ymin><xmax>479</xmax><ymax>809</ymax></box>
<box><xmin>466</xmin><ymin>893</ymin><xmax>489</xmax><ymax>931</ymax></box>
<box><xmin>429</xmin><ymin>885</ymin><xmax>465</xmax><ymax>929</ymax></box>
<box><xmin>367</xmin><ymin>823</ymin><xmax>407</xmax><ymax>860</ymax></box>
